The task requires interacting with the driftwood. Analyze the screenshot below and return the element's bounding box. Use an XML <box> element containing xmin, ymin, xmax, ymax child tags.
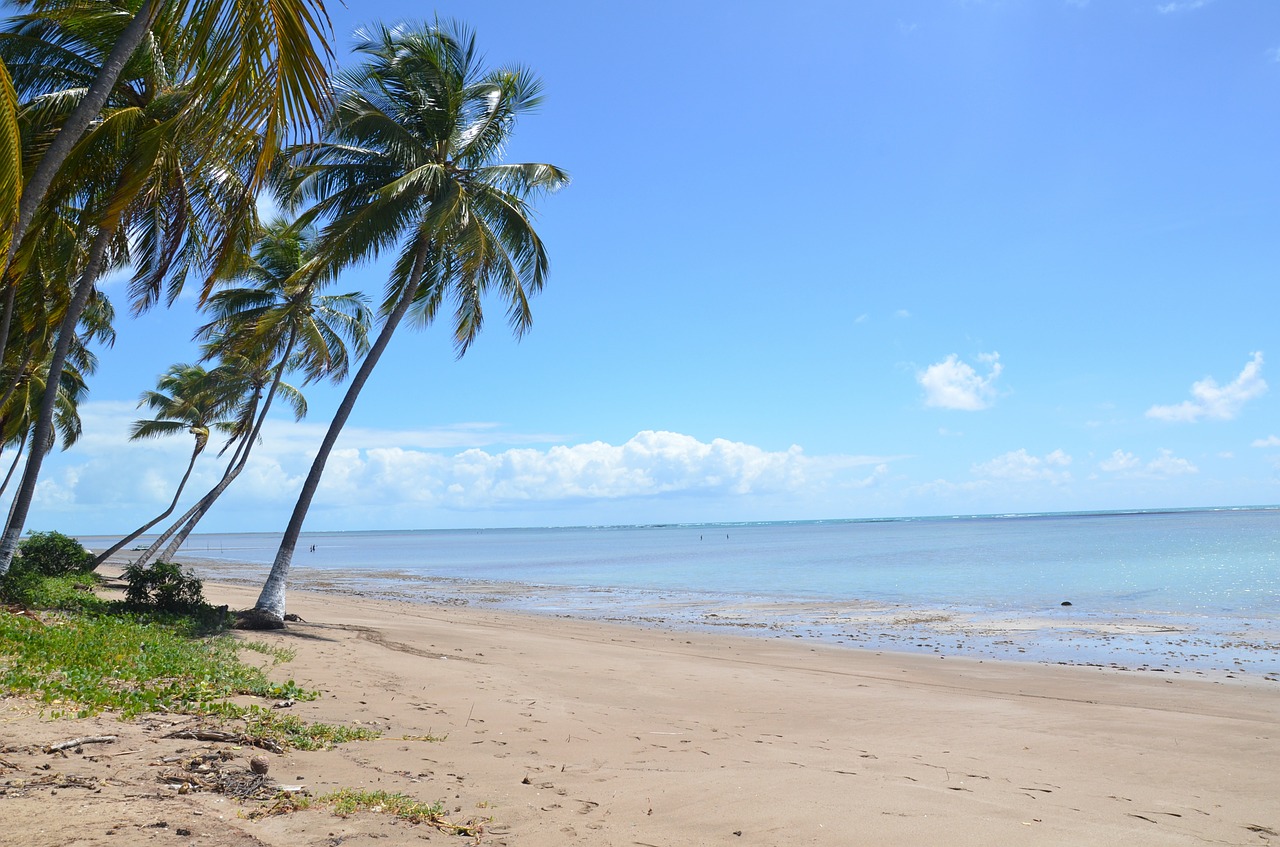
<box><xmin>163</xmin><ymin>727</ymin><xmax>284</xmax><ymax>754</ymax></box>
<box><xmin>45</xmin><ymin>735</ymin><xmax>117</xmax><ymax>753</ymax></box>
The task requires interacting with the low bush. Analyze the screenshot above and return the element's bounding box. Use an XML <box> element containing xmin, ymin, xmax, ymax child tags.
<box><xmin>0</xmin><ymin>569</ymin><xmax>102</xmax><ymax>610</ymax></box>
<box><xmin>123</xmin><ymin>560</ymin><xmax>206</xmax><ymax>611</ymax></box>
<box><xmin>13</xmin><ymin>530</ymin><xmax>93</xmax><ymax>576</ymax></box>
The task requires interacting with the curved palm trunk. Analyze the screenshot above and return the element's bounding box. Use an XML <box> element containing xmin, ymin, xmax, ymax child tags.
<box><xmin>0</xmin><ymin>224</ymin><xmax>112</xmax><ymax>575</ymax></box>
<box><xmin>0</xmin><ymin>283</ymin><xmax>17</xmax><ymax>379</ymax></box>
<box><xmin>250</xmin><ymin>238</ymin><xmax>430</xmax><ymax>625</ymax></box>
<box><xmin>0</xmin><ymin>432</ymin><xmax>27</xmax><ymax>500</ymax></box>
<box><xmin>1</xmin><ymin>0</ymin><xmax>157</xmax><ymax>279</ymax></box>
<box><xmin>90</xmin><ymin>436</ymin><xmax>205</xmax><ymax>568</ymax></box>
<box><xmin>136</xmin><ymin>328</ymin><xmax>298</xmax><ymax>567</ymax></box>
<box><xmin>132</xmin><ymin>421</ymin><xmax>253</xmax><ymax>566</ymax></box>
<box><xmin>0</xmin><ymin>349</ymin><xmax>35</xmax><ymax>422</ymax></box>
<box><xmin>151</xmin><ymin>332</ymin><xmax>300</xmax><ymax>563</ymax></box>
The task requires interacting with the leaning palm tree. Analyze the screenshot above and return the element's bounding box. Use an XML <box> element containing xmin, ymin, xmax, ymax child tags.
<box><xmin>0</xmin><ymin>2</ymin><xmax>265</xmax><ymax>575</ymax></box>
<box><xmin>245</xmin><ymin>21</ymin><xmax>569</xmax><ymax>627</ymax></box>
<box><xmin>0</xmin><ymin>0</ymin><xmax>333</xmax><ymax>284</ymax></box>
<box><xmin>131</xmin><ymin>218</ymin><xmax>369</xmax><ymax>565</ymax></box>
<box><xmin>89</xmin><ymin>363</ymin><xmax>239</xmax><ymax>567</ymax></box>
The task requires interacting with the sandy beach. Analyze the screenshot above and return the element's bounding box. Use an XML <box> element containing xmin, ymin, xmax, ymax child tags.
<box><xmin>3</xmin><ymin>573</ymin><xmax>1279</xmax><ymax>846</ymax></box>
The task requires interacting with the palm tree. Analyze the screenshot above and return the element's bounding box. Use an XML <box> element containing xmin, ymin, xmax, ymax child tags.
<box><xmin>131</xmin><ymin>218</ymin><xmax>369</xmax><ymax>565</ymax></box>
<box><xmin>0</xmin><ymin>2</ymin><xmax>265</xmax><ymax>574</ymax></box>
<box><xmin>129</xmin><ymin>351</ymin><xmax>307</xmax><ymax>567</ymax></box>
<box><xmin>0</xmin><ymin>0</ymin><xmax>333</xmax><ymax>284</ymax></box>
<box><xmin>89</xmin><ymin>363</ymin><xmax>238</xmax><ymax>567</ymax></box>
<box><xmin>245</xmin><ymin>21</ymin><xmax>569</xmax><ymax>627</ymax></box>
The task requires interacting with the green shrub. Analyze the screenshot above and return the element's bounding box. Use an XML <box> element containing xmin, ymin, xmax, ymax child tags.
<box><xmin>123</xmin><ymin>560</ymin><xmax>206</xmax><ymax>611</ymax></box>
<box><xmin>14</xmin><ymin>531</ymin><xmax>93</xmax><ymax>576</ymax></box>
<box><xmin>0</xmin><ymin>570</ymin><xmax>102</xmax><ymax>611</ymax></box>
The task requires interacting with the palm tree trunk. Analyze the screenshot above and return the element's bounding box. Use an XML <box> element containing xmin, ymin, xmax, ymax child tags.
<box><xmin>0</xmin><ymin>348</ymin><xmax>35</xmax><ymax>426</ymax></box>
<box><xmin>0</xmin><ymin>223</ymin><xmax>112</xmax><ymax>575</ymax></box>
<box><xmin>90</xmin><ymin>437</ymin><xmax>205</xmax><ymax>568</ymax></box>
<box><xmin>1</xmin><ymin>0</ymin><xmax>157</xmax><ymax>279</ymax></box>
<box><xmin>133</xmin><ymin>407</ymin><xmax>258</xmax><ymax>567</ymax></box>
<box><xmin>151</xmin><ymin>329</ymin><xmax>301</xmax><ymax>563</ymax></box>
<box><xmin>0</xmin><ymin>431</ymin><xmax>27</xmax><ymax>500</ymax></box>
<box><xmin>0</xmin><ymin>282</ymin><xmax>17</xmax><ymax>381</ymax></box>
<box><xmin>250</xmin><ymin>237</ymin><xmax>431</xmax><ymax>625</ymax></box>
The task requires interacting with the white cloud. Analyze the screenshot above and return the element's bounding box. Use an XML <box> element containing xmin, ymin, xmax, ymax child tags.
<box><xmin>1156</xmin><ymin>0</ymin><xmax>1211</xmax><ymax>12</ymax></box>
<box><xmin>1099</xmin><ymin>450</ymin><xmax>1140</xmax><ymax>472</ymax></box>
<box><xmin>27</xmin><ymin>407</ymin><xmax>903</xmax><ymax>521</ymax></box>
<box><xmin>918</xmin><ymin>352</ymin><xmax>1003</xmax><ymax>411</ymax></box>
<box><xmin>895</xmin><ymin>309</ymin><xmax>911</xmax><ymax>319</ymax></box>
<box><xmin>1146</xmin><ymin>352</ymin><xmax>1266</xmax><ymax>423</ymax></box>
<box><xmin>1253</xmin><ymin>435</ymin><xmax>1280</xmax><ymax>448</ymax></box>
<box><xmin>1097</xmin><ymin>448</ymin><xmax>1197</xmax><ymax>478</ymax></box>
<box><xmin>972</xmin><ymin>448</ymin><xmax>1072</xmax><ymax>484</ymax></box>
<box><xmin>1146</xmin><ymin>449</ymin><xmax>1198</xmax><ymax>476</ymax></box>
<box><xmin>318</xmin><ymin>431</ymin><xmax>891</xmax><ymax>509</ymax></box>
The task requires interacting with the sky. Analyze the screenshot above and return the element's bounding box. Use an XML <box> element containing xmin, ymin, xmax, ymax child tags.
<box><xmin>14</xmin><ymin>0</ymin><xmax>1280</xmax><ymax>534</ymax></box>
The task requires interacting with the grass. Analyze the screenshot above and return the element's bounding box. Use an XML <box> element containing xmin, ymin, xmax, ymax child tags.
<box><xmin>0</xmin><ymin>572</ymin><xmax>378</xmax><ymax>750</ymax></box>
<box><xmin>255</xmin><ymin>788</ymin><xmax>482</xmax><ymax>836</ymax></box>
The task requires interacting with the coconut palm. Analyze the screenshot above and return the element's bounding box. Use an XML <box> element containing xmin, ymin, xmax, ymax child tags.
<box><xmin>245</xmin><ymin>21</ymin><xmax>569</xmax><ymax>626</ymax></box>
<box><xmin>0</xmin><ymin>2</ymin><xmax>263</xmax><ymax>574</ymax></box>
<box><xmin>131</xmin><ymin>218</ymin><xmax>369</xmax><ymax>566</ymax></box>
<box><xmin>89</xmin><ymin>363</ymin><xmax>240</xmax><ymax>567</ymax></box>
<box><xmin>0</xmin><ymin>0</ymin><xmax>333</xmax><ymax>284</ymax></box>
<box><xmin>129</xmin><ymin>350</ymin><xmax>307</xmax><ymax>567</ymax></box>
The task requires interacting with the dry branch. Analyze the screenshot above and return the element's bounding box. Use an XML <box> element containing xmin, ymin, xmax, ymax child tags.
<box><xmin>45</xmin><ymin>735</ymin><xmax>117</xmax><ymax>753</ymax></box>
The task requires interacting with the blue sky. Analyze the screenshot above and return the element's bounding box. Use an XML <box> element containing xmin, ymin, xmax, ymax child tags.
<box><xmin>18</xmin><ymin>0</ymin><xmax>1280</xmax><ymax>534</ymax></box>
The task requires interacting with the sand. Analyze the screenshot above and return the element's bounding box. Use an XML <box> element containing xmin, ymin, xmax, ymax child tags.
<box><xmin>2</xmin><ymin>574</ymin><xmax>1278</xmax><ymax>846</ymax></box>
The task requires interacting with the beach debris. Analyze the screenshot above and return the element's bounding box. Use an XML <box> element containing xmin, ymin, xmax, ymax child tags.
<box><xmin>156</xmin><ymin>751</ymin><xmax>278</xmax><ymax>800</ymax></box>
<box><xmin>249</xmin><ymin>755</ymin><xmax>270</xmax><ymax>775</ymax></box>
<box><xmin>164</xmin><ymin>723</ymin><xmax>285</xmax><ymax>754</ymax></box>
<box><xmin>1061</xmin><ymin>601</ymin><xmax>1073</xmax><ymax>606</ymax></box>
<box><xmin>45</xmin><ymin>735</ymin><xmax>117</xmax><ymax>753</ymax></box>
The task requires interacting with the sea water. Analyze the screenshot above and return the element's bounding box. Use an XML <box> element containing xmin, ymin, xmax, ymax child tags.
<box><xmin>82</xmin><ymin>508</ymin><xmax>1280</xmax><ymax>678</ymax></box>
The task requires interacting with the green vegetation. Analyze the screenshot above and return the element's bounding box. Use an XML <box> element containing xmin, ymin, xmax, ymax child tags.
<box><xmin>241</xmin><ymin>707</ymin><xmax>379</xmax><ymax>751</ymax></box>
<box><xmin>14</xmin><ymin>530</ymin><xmax>93</xmax><ymax>576</ymax></box>
<box><xmin>0</xmin><ymin>603</ymin><xmax>307</xmax><ymax>718</ymax></box>
<box><xmin>0</xmin><ymin>571</ymin><xmax>374</xmax><ymax>752</ymax></box>
<box><xmin>325</xmin><ymin>788</ymin><xmax>446</xmax><ymax>822</ymax></box>
<box><xmin>259</xmin><ymin>788</ymin><xmax>480</xmax><ymax>835</ymax></box>
<box><xmin>122</xmin><ymin>560</ymin><xmax>208</xmax><ymax>612</ymax></box>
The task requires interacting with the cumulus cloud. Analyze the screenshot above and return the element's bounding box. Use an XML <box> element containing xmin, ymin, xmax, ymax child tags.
<box><xmin>1097</xmin><ymin>448</ymin><xmax>1197</xmax><ymax>478</ymax></box>
<box><xmin>1146</xmin><ymin>352</ymin><xmax>1266</xmax><ymax>423</ymax></box>
<box><xmin>918</xmin><ymin>352</ymin><xmax>1003</xmax><ymax>411</ymax></box>
<box><xmin>313</xmin><ymin>431</ymin><xmax>892</xmax><ymax>509</ymax></box>
<box><xmin>29</xmin><ymin>406</ymin><xmax>900</xmax><ymax>522</ymax></box>
<box><xmin>972</xmin><ymin>448</ymin><xmax>1072</xmax><ymax>484</ymax></box>
<box><xmin>1253</xmin><ymin>435</ymin><xmax>1280</xmax><ymax>448</ymax></box>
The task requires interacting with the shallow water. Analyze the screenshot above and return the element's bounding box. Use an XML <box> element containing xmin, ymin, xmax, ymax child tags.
<box><xmin>81</xmin><ymin>508</ymin><xmax>1280</xmax><ymax>680</ymax></box>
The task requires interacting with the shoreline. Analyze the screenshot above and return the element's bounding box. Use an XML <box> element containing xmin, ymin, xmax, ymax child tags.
<box><xmin>4</xmin><ymin>570</ymin><xmax>1279</xmax><ymax>845</ymax></box>
<box><xmin>169</xmin><ymin>551</ymin><xmax>1280</xmax><ymax>683</ymax></box>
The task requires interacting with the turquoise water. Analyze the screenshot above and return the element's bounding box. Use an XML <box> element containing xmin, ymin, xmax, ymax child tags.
<box><xmin>82</xmin><ymin>507</ymin><xmax>1280</xmax><ymax>677</ymax></box>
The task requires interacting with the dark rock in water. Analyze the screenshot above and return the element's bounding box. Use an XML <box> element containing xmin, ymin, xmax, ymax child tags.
<box><xmin>1061</xmin><ymin>601</ymin><xmax>1073</xmax><ymax>606</ymax></box>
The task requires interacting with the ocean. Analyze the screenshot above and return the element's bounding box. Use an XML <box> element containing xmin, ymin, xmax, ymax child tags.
<box><xmin>81</xmin><ymin>507</ymin><xmax>1280</xmax><ymax>679</ymax></box>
